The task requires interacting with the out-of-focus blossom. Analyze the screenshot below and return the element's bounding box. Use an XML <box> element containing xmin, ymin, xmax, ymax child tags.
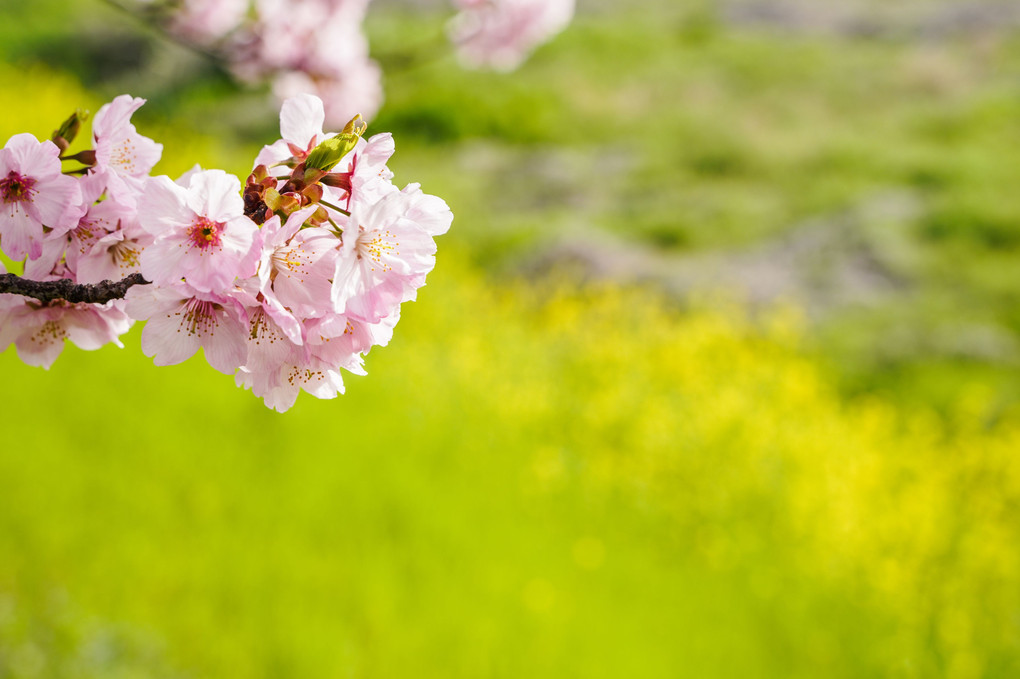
<box><xmin>270</xmin><ymin>60</ymin><xmax>383</xmax><ymax>130</ymax></box>
<box><xmin>172</xmin><ymin>0</ymin><xmax>249</xmax><ymax>42</ymax></box>
<box><xmin>448</xmin><ymin>0</ymin><xmax>575</xmax><ymax>71</ymax></box>
<box><xmin>135</xmin><ymin>0</ymin><xmax>248</xmax><ymax>42</ymax></box>
<box><xmin>233</xmin><ymin>0</ymin><xmax>383</xmax><ymax>127</ymax></box>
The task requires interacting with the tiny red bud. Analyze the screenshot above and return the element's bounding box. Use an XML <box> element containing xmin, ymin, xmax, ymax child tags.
<box><xmin>320</xmin><ymin>172</ymin><xmax>352</xmax><ymax>193</ymax></box>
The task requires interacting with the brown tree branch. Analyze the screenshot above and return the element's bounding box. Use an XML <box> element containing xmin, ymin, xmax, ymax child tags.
<box><xmin>0</xmin><ymin>273</ymin><xmax>149</xmax><ymax>304</ymax></box>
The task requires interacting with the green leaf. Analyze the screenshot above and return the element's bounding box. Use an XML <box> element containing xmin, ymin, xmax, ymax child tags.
<box><xmin>304</xmin><ymin>115</ymin><xmax>367</xmax><ymax>172</ymax></box>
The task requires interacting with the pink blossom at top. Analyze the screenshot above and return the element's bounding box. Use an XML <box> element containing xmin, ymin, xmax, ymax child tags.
<box><xmin>331</xmin><ymin>133</ymin><xmax>398</xmax><ymax>209</ymax></box>
<box><xmin>91</xmin><ymin>95</ymin><xmax>163</xmax><ymax>207</ymax></box>
<box><xmin>138</xmin><ymin>169</ymin><xmax>259</xmax><ymax>293</ymax></box>
<box><xmin>0</xmin><ymin>133</ymin><xmax>83</xmax><ymax>261</ymax></box>
<box><xmin>253</xmin><ymin>93</ymin><xmax>329</xmax><ymax>168</ymax></box>
<box><xmin>449</xmin><ymin>0</ymin><xmax>575</xmax><ymax>71</ymax></box>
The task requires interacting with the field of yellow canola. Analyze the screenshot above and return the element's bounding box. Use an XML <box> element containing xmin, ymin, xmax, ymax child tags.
<box><xmin>1</xmin><ymin>62</ymin><xmax>1018</xmax><ymax>678</ymax></box>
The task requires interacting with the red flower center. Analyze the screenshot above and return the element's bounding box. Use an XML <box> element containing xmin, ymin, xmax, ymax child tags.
<box><xmin>188</xmin><ymin>216</ymin><xmax>224</xmax><ymax>250</ymax></box>
<box><xmin>0</xmin><ymin>171</ymin><xmax>35</xmax><ymax>205</ymax></box>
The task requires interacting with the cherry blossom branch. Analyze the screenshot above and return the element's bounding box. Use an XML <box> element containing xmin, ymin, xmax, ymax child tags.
<box><xmin>375</xmin><ymin>30</ymin><xmax>452</xmax><ymax>75</ymax></box>
<box><xmin>0</xmin><ymin>273</ymin><xmax>148</xmax><ymax>304</ymax></box>
<box><xmin>94</xmin><ymin>0</ymin><xmax>234</xmax><ymax>69</ymax></box>
<box><xmin>1</xmin><ymin>93</ymin><xmax>451</xmax><ymax>411</ymax></box>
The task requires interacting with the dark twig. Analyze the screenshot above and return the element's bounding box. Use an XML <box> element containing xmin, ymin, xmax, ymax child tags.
<box><xmin>0</xmin><ymin>273</ymin><xmax>149</xmax><ymax>304</ymax></box>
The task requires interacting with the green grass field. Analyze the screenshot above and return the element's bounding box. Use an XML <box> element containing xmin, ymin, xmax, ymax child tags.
<box><xmin>1</xmin><ymin>1</ymin><xmax>1019</xmax><ymax>677</ymax></box>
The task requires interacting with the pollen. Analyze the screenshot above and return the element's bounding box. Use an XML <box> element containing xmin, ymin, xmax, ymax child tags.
<box><xmin>0</xmin><ymin>171</ymin><xmax>36</xmax><ymax>205</ymax></box>
<box><xmin>73</xmin><ymin>221</ymin><xmax>99</xmax><ymax>255</ymax></box>
<box><xmin>111</xmin><ymin>139</ymin><xmax>138</xmax><ymax>174</ymax></box>
<box><xmin>110</xmin><ymin>240</ymin><xmax>141</xmax><ymax>271</ymax></box>
<box><xmin>358</xmin><ymin>228</ymin><xmax>398</xmax><ymax>273</ymax></box>
<box><xmin>173</xmin><ymin>298</ymin><xmax>221</xmax><ymax>337</ymax></box>
<box><xmin>286</xmin><ymin>366</ymin><xmax>324</xmax><ymax>386</ymax></box>
<box><xmin>271</xmin><ymin>245</ymin><xmax>313</xmax><ymax>282</ymax></box>
<box><xmin>29</xmin><ymin>320</ymin><xmax>68</xmax><ymax>346</ymax></box>
<box><xmin>187</xmin><ymin>216</ymin><xmax>225</xmax><ymax>251</ymax></box>
<box><xmin>248</xmin><ymin>307</ymin><xmax>282</xmax><ymax>345</ymax></box>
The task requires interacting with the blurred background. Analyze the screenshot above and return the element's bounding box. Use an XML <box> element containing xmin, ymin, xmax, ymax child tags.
<box><xmin>1</xmin><ymin>0</ymin><xmax>1020</xmax><ymax>676</ymax></box>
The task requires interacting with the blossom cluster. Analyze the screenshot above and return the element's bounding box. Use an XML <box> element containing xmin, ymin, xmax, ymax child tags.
<box><xmin>0</xmin><ymin>93</ymin><xmax>452</xmax><ymax>412</ymax></box>
<box><xmin>121</xmin><ymin>0</ymin><xmax>575</xmax><ymax>126</ymax></box>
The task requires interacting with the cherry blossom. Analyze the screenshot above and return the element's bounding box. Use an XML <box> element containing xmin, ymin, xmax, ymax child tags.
<box><xmin>66</xmin><ymin>197</ymin><xmax>150</xmax><ymax>284</ymax></box>
<box><xmin>169</xmin><ymin>0</ymin><xmax>249</xmax><ymax>42</ymax></box>
<box><xmin>330</xmin><ymin>133</ymin><xmax>398</xmax><ymax>209</ymax></box>
<box><xmin>252</xmin><ymin>93</ymin><xmax>332</xmax><ymax>170</ymax></box>
<box><xmin>236</xmin><ymin>324</ymin><xmax>366</xmax><ymax>413</ymax></box>
<box><xmin>0</xmin><ymin>258</ymin><xmax>133</xmax><ymax>369</ymax></box>
<box><xmin>234</xmin><ymin>0</ymin><xmax>383</xmax><ymax>127</ymax></box>
<box><xmin>125</xmin><ymin>283</ymin><xmax>249</xmax><ymax>374</ymax></box>
<box><xmin>257</xmin><ymin>206</ymin><xmax>339</xmax><ymax>319</ymax></box>
<box><xmin>138</xmin><ymin>170</ymin><xmax>259</xmax><ymax>292</ymax></box>
<box><xmin>333</xmin><ymin>184</ymin><xmax>453</xmax><ymax>323</ymax></box>
<box><xmin>270</xmin><ymin>61</ymin><xmax>383</xmax><ymax>131</ymax></box>
<box><xmin>0</xmin><ymin>133</ymin><xmax>83</xmax><ymax>260</ymax></box>
<box><xmin>91</xmin><ymin>95</ymin><xmax>164</xmax><ymax>207</ymax></box>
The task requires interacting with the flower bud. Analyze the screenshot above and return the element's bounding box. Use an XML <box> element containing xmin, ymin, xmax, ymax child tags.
<box><xmin>65</xmin><ymin>149</ymin><xmax>97</xmax><ymax>166</ymax></box>
<box><xmin>320</xmin><ymin>172</ymin><xmax>352</xmax><ymax>193</ymax></box>
<box><xmin>304</xmin><ymin>115</ymin><xmax>366</xmax><ymax>172</ymax></box>
<box><xmin>52</xmin><ymin>108</ymin><xmax>89</xmax><ymax>147</ymax></box>
<box><xmin>302</xmin><ymin>184</ymin><xmax>324</xmax><ymax>203</ymax></box>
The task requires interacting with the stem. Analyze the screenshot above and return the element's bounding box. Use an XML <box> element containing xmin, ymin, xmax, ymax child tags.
<box><xmin>0</xmin><ymin>273</ymin><xmax>149</xmax><ymax>304</ymax></box>
<box><xmin>326</xmin><ymin>215</ymin><xmax>344</xmax><ymax>236</ymax></box>
<box><xmin>96</xmin><ymin>0</ymin><xmax>136</xmax><ymax>14</ymax></box>
<box><xmin>318</xmin><ymin>199</ymin><xmax>351</xmax><ymax>217</ymax></box>
<box><xmin>95</xmin><ymin>0</ymin><xmax>235</xmax><ymax>69</ymax></box>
